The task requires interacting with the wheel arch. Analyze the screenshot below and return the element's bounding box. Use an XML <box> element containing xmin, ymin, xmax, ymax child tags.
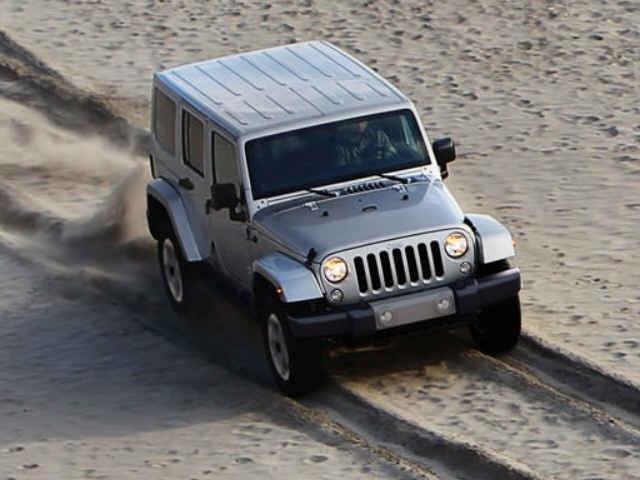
<box><xmin>252</xmin><ymin>252</ymin><xmax>324</xmax><ymax>306</ymax></box>
<box><xmin>147</xmin><ymin>193</ymin><xmax>170</xmax><ymax>240</ymax></box>
<box><xmin>465</xmin><ymin>213</ymin><xmax>515</xmax><ymax>265</ymax></box>
<box><xmin>146</xmin><ymin>178</ymin><xmax>205</xmax><ymax>262</ymax></box>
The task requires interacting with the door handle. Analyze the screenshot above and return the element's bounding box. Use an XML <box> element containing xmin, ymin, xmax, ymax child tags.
<box><xmin>178</xmin><ymin>177</ymin><xmax>194</xmax><ymax>190</ymax></box>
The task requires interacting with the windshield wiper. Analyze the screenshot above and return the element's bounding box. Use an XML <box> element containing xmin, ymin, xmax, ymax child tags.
<box><xmin>377</xmin><ymin>173</ymin><xmax>409</xmax><ymax>184</ymax></box>
<box><xmin>305</xmin><ymin>187</ymin><xmax>337</xmax><ymax>198</ymax></box>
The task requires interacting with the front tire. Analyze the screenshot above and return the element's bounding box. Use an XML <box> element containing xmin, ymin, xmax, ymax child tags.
<box><xmin>470</xmin><ymin>295</ymin><xmax>521</xmax><ymax>354</ymax></box>
<box><xmin>261</xmin><ymin>296</ymin><xmax>325</xmax><ymax>397</ymax></box>
<box><xmin>158</xmin><ymin>234</ymin><xmax>199</xmax><ymax>314</ymax></box>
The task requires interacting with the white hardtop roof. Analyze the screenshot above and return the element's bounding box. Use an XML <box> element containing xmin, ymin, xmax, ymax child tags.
<box><xmin>155</xmin><ymin>40</ymin><xmax>412</xmax><ymax>140</ymax></box>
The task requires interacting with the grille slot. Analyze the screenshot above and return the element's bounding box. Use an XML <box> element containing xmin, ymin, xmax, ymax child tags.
<box><xmin>405</xmin><ymin>246</ymin><xmax>419</xmax><ymax>282</ymax></box>
<box><xmin>352</xmin><ymin>238</ymin><xmax>447</xmax><ymax>295</ymax></box>
<box><xmin>417</xmin><ymin>243</ymin><xmax>431</xmax><ymax>280</ymax></box>
<box><xmin>367</xmin><ymin>253</ymin><xmax>382</xmax><ymax>291</ymax></box>
<box><xmin>430</xmin><ymin>241</ymin><xmax>444</xmax><ymax>277</ymax></box>
<box><xmin>380</xmin><ymin>251</ymin><xmax>394</xmax><ymax>287</ymax></box>
<box><xmin>392</xmin><ymin>248</ymin><xmax>407</xmax><ymax>285</ymax></box>
<box><xmin>354</xmin><ymin>256</ymin><xmax>368</xmax><ymax>293</ymax></box>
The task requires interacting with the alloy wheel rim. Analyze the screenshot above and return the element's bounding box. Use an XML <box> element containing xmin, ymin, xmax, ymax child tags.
<box><xmin>267</xmin><ymin>313</ymin><xmax>290</xmax><ymax>381</ymax></box>
<box><xmin>162</xmin><ymin>238</ymin><xmax>183</xmax><ymax>303</ymax></box>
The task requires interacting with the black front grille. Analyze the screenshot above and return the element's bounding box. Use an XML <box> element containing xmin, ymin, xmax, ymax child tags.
<box><xmin>353</xmin><ymin>240</ymin><xmax>445</xmax><ymax>294</ymax></box>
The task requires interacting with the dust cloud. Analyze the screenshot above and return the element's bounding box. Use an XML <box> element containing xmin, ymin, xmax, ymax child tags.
<box><xmin>0</xmin><ymin>97</ymin><xmax>150</xmax><ymax>252</ymax></box>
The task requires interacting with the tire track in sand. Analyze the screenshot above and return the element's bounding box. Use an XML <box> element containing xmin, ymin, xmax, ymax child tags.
<box><xmin>329</xmin><ymin>334</ymin><xmax>640</xmax><ymax>480</ymax></box>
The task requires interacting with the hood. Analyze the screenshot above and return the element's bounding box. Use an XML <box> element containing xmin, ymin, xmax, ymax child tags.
<box><xmin>253</xmin><ymin>179</ymin><xmax>465</xmax><ymax>260</ymax></box>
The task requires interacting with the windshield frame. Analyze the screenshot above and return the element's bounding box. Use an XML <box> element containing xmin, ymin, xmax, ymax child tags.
<box><xmin>244</xmin><ymin>108</ymin><xmax>431</xmax><ymax>200</ymax></box>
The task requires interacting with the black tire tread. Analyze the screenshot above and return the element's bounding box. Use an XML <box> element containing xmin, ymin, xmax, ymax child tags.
<box><xmin>470</xmin><ymin>295</ymin><xmax>521</xmax><ymax>355</ymax></box>
<box><xmin>261</xmin><ymin>295</ymin><xmax>326</xmax><ymax>397</ymax></box>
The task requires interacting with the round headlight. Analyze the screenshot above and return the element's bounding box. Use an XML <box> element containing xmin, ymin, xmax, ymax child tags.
<box><xmin>444</xmin><ymin>232</ymin><xmax>468</xmax><ymax>258</ymax></box>
<box><xmin>323</xmin><ymin>257</ymin><xmax>348</xmax><ymax>283</ymax></box>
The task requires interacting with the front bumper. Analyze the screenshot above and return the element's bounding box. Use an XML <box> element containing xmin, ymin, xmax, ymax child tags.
<box><xmin>287</xmin><ymin>267</ymin><xmax>521</xmax><ymax>338</ymax></box>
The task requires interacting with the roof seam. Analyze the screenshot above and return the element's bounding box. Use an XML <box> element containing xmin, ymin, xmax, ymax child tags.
<box><xmin>286</xmin><ymin>46</ymin><xmax>333</xmax><ymax>78</ymax></box>
<box><xmin>335</xmin><ymin>81</ymin><xmax>364</xmax><ymax>101</ymax></box>
<box><xmin>223</xmin><ymin>108</ymin><xmax>248</xmax><ymax>126</ymax></box>
<box><xmin>170</xmin><ymin>71</ymin><xmax>223</xmax><ymax>106</ymax></box>
<box><xmin>263</xmin><ymin>51</ymin><xmax>308</xmax><ymax>82</ymax></box>
<box><xmin>319</xmin><ymin>41</ymin><xmax>370</xmax><ymax>76</ymax></box>
<box><xmin>266</xmin><ymin>94</ymin><xmax>295</xmax><ymax>114</ymax></box>
<box><xmin>219</xmin><ymin>58</ymin><xmax>264</xmax><ymax>91</ymax></box>
<box><xmin>312</xmin><ymin>85</ymin><xmax>341</xmax><ymax>105</ymax></box>
<box><xmin>194</xmin><ymin>64</ymin><xmax>240</xmax><ymax>96</ymax></box>
<box><xmin>240</xmin><ymin>55</ymin><xmax>286</xmax><ymax>86</ymax></box>
<box><xmin>308</xmin><ymin>42</ymin><xmax>361</xmax><ymax>77</ymax></box>
<box><xmin>365</xmin><ymin>81</ymin><xmax>389</xmax><ymax>98</ymax></box>
<box><xmin>243</xmin><ymin>100</ymin><xmax>271</xmax><ymax>120</ymax></box>
<box><xmin>289</xmin><ymin>86</ymin><xmax>324</xmax><ymax>115</ymax></box>
<box><xmin>320</xmin><ymin>40</ymin><xmax>404</xmax><ymax>100</ymax></box>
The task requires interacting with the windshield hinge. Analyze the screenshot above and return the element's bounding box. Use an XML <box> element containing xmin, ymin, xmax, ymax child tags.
<box><xmin>305</xmin><ymin>248</ymin><xmax>318</xmax><ymax>267</ymax></box>
<box><xmin>304</xmin><ymin>201</ymin><xmax>319</xmax><ymax>211</ymax></box>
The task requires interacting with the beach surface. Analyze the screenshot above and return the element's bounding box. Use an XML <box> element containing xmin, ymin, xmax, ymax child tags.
<box><xmin>1</xmin><ymin>1</ymin><xmax>639</xmax><ymax>478</ymax></box>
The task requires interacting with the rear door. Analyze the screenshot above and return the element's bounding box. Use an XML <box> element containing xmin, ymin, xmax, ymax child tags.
<box><xmin>174</xmin><ymin>105</ymin><xmax>211</xmax><ymax>257</ymax></box>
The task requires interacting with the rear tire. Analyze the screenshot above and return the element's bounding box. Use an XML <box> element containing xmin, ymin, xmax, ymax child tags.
<box><xmin>470</xmin><ymin>295</ymin><xmax>521</xmax><ymax>354</ymax></box>
<box><xmin>260</xmin><ymin>295</ymin><xmax>326</xmax><ymax>397</ymax></box>
<box><xmin>158</xmin><ymin>234</ymin><xmax>199</xmax><ymax>314</ymax></box>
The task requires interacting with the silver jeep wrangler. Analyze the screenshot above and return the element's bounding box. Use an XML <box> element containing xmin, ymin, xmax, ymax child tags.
<box><xmin>147</xmin><ymin>41</ymin><xmax>521</xmax><ymax>395</ymax></box>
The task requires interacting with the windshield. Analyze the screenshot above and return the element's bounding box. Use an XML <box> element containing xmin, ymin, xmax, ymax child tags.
<box><xmin>246</xmin><ymin>109</ymin><xmax>430</xmax><ymax>200</ymax></box>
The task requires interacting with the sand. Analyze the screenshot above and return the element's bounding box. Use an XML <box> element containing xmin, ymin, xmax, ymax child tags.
<box><xmin>0</xmin><ymin>248</ymin><xmax>423</xmax><ymax>480</ymax></box>
<box><xmin>1</xmin><ymin>1</ymin><xmax>639</xmax><ymax>478</ymax></box>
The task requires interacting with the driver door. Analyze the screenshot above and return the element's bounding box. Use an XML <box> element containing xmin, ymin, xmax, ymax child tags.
<box><xmin>208</xmin><ymin>130</ymin><xmax>251</xmax><ymax>290</ymax></box>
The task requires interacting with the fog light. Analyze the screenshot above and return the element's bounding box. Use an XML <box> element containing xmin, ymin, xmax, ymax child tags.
<box><xmin>436</xmin><ymin>297</ymin><xmax>451</xmax><ymax>312</ymax></box>
<box><xmin>328</xmin><ymin>288</ymin><xmax>344</xmax><ymax>304</ymax></box>
<box><xmin>380</xmin><ymin>310</ymin><xmax>393</xmax><ymax>325</ymax></box>
<box><xmin>459</xmin><ymin>261</ymin><xmax>472</xmax><ymax>275</ymax></box>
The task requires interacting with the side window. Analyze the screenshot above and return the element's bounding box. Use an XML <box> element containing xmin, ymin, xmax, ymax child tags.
<box><xmin>212</xmin><ymin>133</ymin><xmax>239</xmax><ymax>187</ymax></box>
<box><xmin>153</xmin><ymin>88</ymin><xmax>176</xmax><ymax>154</ymax></box>
<box><xmin>182</xmin><ymin>110</ymin><xmax>204</xmax><ymax>175</ymax></box>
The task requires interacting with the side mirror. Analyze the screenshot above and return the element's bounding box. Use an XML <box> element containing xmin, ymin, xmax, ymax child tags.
<box><xmin>432</xmin><ymin>137</ymin><xmax>456</xmax><ymax>179</ymax></box>
<box><xmin>211</xmin><ymin>183</ymin><xmax>239</xmax><ymax>211</ymax></box>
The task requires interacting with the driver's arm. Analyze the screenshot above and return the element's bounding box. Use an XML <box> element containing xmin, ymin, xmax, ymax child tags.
<box><xmin>378</xmin><ymin>130</ymin><xmax>397</xmax><ymax>156</ymax></box>
<box><xmin>359</xmin><ymin>128</ymin><xmax>396</xmax><ymax>159</ymax></box>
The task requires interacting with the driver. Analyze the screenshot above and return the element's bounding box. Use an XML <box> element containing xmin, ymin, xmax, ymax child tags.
<box><xmin>336</xmin><ymin>119</ymin><xmax>397</xmax><ymax>167</ymax></box>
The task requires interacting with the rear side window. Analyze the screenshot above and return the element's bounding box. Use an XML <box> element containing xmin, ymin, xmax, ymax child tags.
<box><xmin>153</xmin><ymin>88</ymin><xmax>176</xmax><ymax>154</ymax></box>
<box><xmin>182</xmin><ymin>110</ymin><xmax>204</xmax><ymax>175</ymax></box>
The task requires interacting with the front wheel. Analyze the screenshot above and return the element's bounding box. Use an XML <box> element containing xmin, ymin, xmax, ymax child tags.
<box><xmin>261</xmin><ymin>296</ymin><xmax>325</xmax><ymax>397</ymax></box>
<box><xmin>470</xmin><ymin>295</ymin><xmax>521</xmax><ymax>354</ymax></box>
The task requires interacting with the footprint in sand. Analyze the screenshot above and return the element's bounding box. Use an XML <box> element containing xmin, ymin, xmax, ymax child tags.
<box><xmin>602</xmin><ymin>448</ymin><xmax>631</xmax><ymax>459</ymax></box>
<box><xmin>234</xmin><ymin>423</ymin><xmax>273</xmax><ymax>435</ymax></box>
<box><xmin>525</xmin><ymin>439</ymin><xmax>559</xmax><ymax>450</ymax></box>
<box><xmin>308</xmin><ymin>454</ymin><xmax>329</xmax><ymax>463</ymax></box>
